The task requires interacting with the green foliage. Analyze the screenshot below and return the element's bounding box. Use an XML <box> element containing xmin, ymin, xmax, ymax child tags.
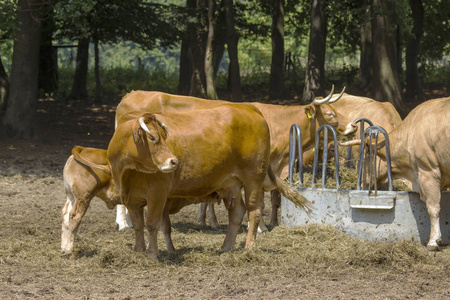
<box><xmin>421</xmin><ymin>0</ymin><xmax>450</xmax><ymax>60</ymax></box>
<box><xmin>326</xmin><ymin>0</ymin><xmax>363</xmax><ymax>53</ymax></box>
<box><xmin>419</xmin><ymin>63</ymin><xmax>450</xmax><ymax>88</ymax></box>
<box><xmin>57</xmin><ymin>65</ymin><xmax>178</xmax><ymax>102</ymax></box>
<box><xmin>54</xmin><ymin>0</ymin><xmax>182</xmax><ymax>49</ymax></box>
<box><xmin>0</xmin><ymin>0</ymin><xmax>16</xmax><ymax>40</ymax></box>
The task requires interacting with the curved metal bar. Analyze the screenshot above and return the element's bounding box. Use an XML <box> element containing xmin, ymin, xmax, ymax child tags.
<box><xmin>346</xmin><ymin>118</ymin><xmax>374</xmax><ymax>168</ymax></box>
<box><xmin>288</xmin><ymin>124</ymin><xmax>303</xmax><ymax>185</ymax></box>
<box><xmin>312</xmin><ymin>124</ymin><xmax>340</xmax><ymax>189</ymax></box>
<box><xmin>356</xmin><ymin>126</ymin><xmax>393</xmax><ymax>192</ymax></box>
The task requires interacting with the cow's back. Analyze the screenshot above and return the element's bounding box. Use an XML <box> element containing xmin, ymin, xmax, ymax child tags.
<box><xmin>116</xmin><ymin>91</ymin><xmax>229</xmax><ymax>125</ymax></box>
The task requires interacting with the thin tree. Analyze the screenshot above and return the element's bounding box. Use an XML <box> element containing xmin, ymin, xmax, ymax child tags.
<box><xmin>69</xmin><ymin>37</ymin><xmax>89</xmax><ymax>100</ymax></box>
<box><xmin>93</xmin><ymin>31</ymin><xmax>102</xmax><ymax>103</ymax></box>
<box><xmin>269</xmin><ymin>0</ymin><xmax>285</xmax><ymax>100</ymax></box>
<box><xmin>224</xmin><ymin>0</ymin><xmax>242</xmax><ymax>100</ymax></box>
<box><xmin>302</xmin><ymin>0</ymin><xmax>327</xmax><ymax>103</ymax></box>
<box><xmin>358</xmin><ymin>0</ymin><xmax>372</xmax><ymax>89</ymax></box>
<box><xmin>178</xmin><ymin>0</ymin><xmax>195</xmax><ymax>95</ymax></box>
<box><xmin>205</xmin><ymin>0</ymin><xmax>218</xmax><ymax>100</ymax></box>
<box><xmin>405</xmin><ymin>0</ymin><xmax>424</xmax><ymax>102</ymax></box>
<box><xmin>2</xmin><ymin>0</ymin><xmax>43</xmax><ymax>138</ymax></box>
<box><xmin>38</xmin><ymin>10</ymin><xmax>58</xmax><ymax>95</ymax></box>
<box><xmin>0</xmin><ymin>58</ymin><xmax>8</xmax><ymax>111</ymax></box>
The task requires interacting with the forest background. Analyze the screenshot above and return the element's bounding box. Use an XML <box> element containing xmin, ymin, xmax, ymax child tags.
<box><xmin>0</xmin><ymin>0</ymin><xmax>449</xmax><ymax>139</ymax></box>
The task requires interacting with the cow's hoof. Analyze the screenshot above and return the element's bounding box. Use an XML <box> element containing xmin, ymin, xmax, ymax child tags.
<box><xmin>426</xmin><ymin>243</ymin><xmax>440</xmax><ymax>251</ymax></box>
<box><xmin>117</xmin><ymin>224</ymin><xmax>131</xmax><ymax>231</ymax></box>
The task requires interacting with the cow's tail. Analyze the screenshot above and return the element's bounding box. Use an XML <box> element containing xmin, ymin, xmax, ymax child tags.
<box><xmin>267</xmin><ymin>166</ymin><xmax>314</xmax><ymax>216</ymax></box>
<box><xmin>71</xmin><ymin>146</ymin><xmax>111</xmax><ymax>175</ymax></box>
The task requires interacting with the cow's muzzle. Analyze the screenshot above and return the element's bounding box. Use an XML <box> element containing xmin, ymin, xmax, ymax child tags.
<box><xmin>159</xmin><ymin>157</ymin><xmax>179</xmax><ymax>173</ymax></box>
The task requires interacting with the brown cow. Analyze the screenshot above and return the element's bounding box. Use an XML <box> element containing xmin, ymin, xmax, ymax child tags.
<box><xmin>342</xmin><ymin>97</ymin><xmax>450</xmax><ymax>251</ymax></box>
<box><xmin>108</xmin><ymin>104</ymin><xmax>313</xmax><ymax>259</ymax></box>
<box><xmin>113</xmin><ymin>88</ymin><xmax>357</xmax><ymax>231</ymax></box>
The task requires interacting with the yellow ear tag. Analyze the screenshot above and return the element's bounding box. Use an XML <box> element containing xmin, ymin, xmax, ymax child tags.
<box><xmin>306</xmin><ymin>111</ymin><xmax>312</xmax><ymax>119</ymax></box>
<box><xmin>312</xmin><ymin>147</ymin><xmax>315</xmax><ymax>152</ymax></box>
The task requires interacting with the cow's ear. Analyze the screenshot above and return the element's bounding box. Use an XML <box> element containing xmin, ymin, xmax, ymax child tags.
<box><xmin>132</xmin><ymin>123</ymin><xmax>143</xmax><ymax>143</ymax></box>
<box><xmin>304</xmin><ymin>105</ymin><xmax>316</xmax><ymax>119</ymax></box>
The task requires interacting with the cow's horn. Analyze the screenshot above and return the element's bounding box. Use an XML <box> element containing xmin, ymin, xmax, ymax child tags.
<box><xmin>312</xmin><ymin>85</ymin><xmax>334</xmax><ymax>105</ymax></box>
<box><xmin>328</xmin><ymin>86</ymin><xmax>346</xmax><ymax>103</ymax></box>
<box><xmin>156</xmin><ymin>119</ymin><xmax>171</xmax><ymax>136</ymax></box>
<box><xmin>138</xmin><ymin>117</ymin><xmax>151</xmax><ymax>134</ymax></box>
<box><xmin>339</xmin><ymin>139</ymin><xmax>361</xmax><ymax>147</ymax></box>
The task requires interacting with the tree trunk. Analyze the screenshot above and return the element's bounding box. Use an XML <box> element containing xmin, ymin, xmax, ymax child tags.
<box><xmin>212</xmin><ymin>41</ymin><xmax>225</xmax><ymax>79</ymax></box>
<box><xmin>371</xmin><ymin>0</ymin><xmax>407</xmax><ymax>116</ymax></box>
<box><xmin>93</xmin><ymin>34</ymin><xmax>102</xmax><ymax>103</ymax></box>
<box><xmin>178</xmin><ymin>0</ymin><xmax>196</xmax><ymax>95</ymax></box>
<box><xmin>2</xmin><ymin>0</ymin><xmax>42</xmax><ymax>139</ymax></box>
<box><xmin>358</xmin><ymin>0</ymin><xmax>372</xmax><ymax>89</ymax></box>
<box><xmin>204</xmin><ymin>0</ymin><xmax>218</xmax><ymax>100</ymax></box>
<box><xmin>405</xmin><ymin>0</ymin><xmax>424</xmax><ymax>102</ymax></box>
<box><xmin>301</xmin><ymin>0</ymin><xmax>327</xmax><ymax>103</ymax></box>
<box><xmin>269</xmin><ymin>0</ymin><xmax>285</xmax><ymax>100</ymax></box>
<box><xmin>70</xmin><ymin>37</ymin><xmax>90</xmax><ymax>100</ymax></box>
<box><xmin>189</xmin><ymin>0</ymin><xmax>207</xmax><ymax>98</ymax></box>
<box><xmin>38</xmin><ymin>11</ymin><xmax>58</xmax><ymax>95</ymax></box>
<box><xmin>178</xmin><ymin>33</ymin><xmax>193</xmax><ymax>95</ymax></box>
<box><xmin>224</xmin><ymin>0</ymin><xmax>242</xmax><ymax>100</ymax></box>
<box><xmin>0</xmin><ymin>58</ymin><xmax>9</xmax><ymax>112</ymax></box>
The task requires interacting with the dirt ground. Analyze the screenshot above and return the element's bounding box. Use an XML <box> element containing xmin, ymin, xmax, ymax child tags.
<box><xmin>1</xmin><ymin>96</ymin><xmax>450</xmax><ymax>299</ymax></box>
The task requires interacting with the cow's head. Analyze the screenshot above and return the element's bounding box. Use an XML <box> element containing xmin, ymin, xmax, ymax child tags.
<box><xmin>132</xmin><ymin>113</ymin><xmax>178</xmax><ymax>173</ymax></box>
<box><xmin>304</xmin><ymin>86</ymin><xmax>357</xmax><ymax>136</ymax></box>
<box><xmin>339</xmin><ymin>137</ymin><xmax>390</xmax><ymax>189</ymax></box>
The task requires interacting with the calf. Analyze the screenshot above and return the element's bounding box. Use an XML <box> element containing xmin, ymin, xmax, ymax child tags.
<box><xmin>61</xmin><ymin>145</ymin><xmax>219</xmax><ymax>255</ymax></box>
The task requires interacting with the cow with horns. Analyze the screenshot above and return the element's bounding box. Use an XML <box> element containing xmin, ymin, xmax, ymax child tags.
<box><xmin>113</xmin><ymin>86</ymin><xmax>357</xmax><ymax>232</ymax></box>
<box><xmin>107</xmin><ymin>103</ymin><xmax>314</xmax><ymax>259</ymax></box>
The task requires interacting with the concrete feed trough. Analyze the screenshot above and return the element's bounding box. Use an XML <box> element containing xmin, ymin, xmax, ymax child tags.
<box><xmin>281</xmin><ymin>124</ymin><xmax>450</xmax><ymax>245</ymax></box>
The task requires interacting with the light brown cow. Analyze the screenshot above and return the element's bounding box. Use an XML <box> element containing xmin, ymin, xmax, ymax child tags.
<box><xmin>330</xmin><ymin>93</ymin><xmax>403</xmax><ymax>166</ymax></box>
<box><xmin>331</xmin><ymin>93</ymin><xmax>402</xmax><ymax>134</ymax></box>
<box><xmin>108</xmin><ymin>104</ymin><xmax>313</xmax><ymax>259</ymax></box>
<box><xmin>60</xmin><ymin>146</ymin><xmax>219</xmax><ymax>255</ymax></box>
<box><xmin>113</xmin><ymin>88</ymin><xmax>357</xmax><ymax>230</ymax></box>
<box><xmin>343</xmin><ymin>97</ymin><xmax>450</xmax><ymax>251</ymax></box>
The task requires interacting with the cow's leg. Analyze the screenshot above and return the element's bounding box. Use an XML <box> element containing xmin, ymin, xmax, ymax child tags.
<box><xmin>61</xmin><ymin>195</ymin><xmax>90</xmax><ymax>255</ymax></box>
<box><xmin>127</xmin><ymin>207</ymin><xmax>145</xmax><ymax>252</ymax></box>
<box><xmin>220</xmin><ymin>193</ymin><xmax>246</xmax><ymax>252</ymax></box>
<box><xmin>207</xmin><ymin>203</ymin><xmax>219</xmax><ymax>229</ymax></box>
<box><xmin>198</xmin><ymin>203</ymin><xmax>207</xmax><ymax>226</ymax></box>
<box><xmin>144</xmin><ymin>193</ymin><xmax>169</xmax><ymax>261</ymax></box>
<box><xmin>245</xmin><ymin>188</ymin><xmax>264</xmax><ymax>249</ymax></box>
<box><xmin>116</xmin><ymin>204</ymin><xmax>132</xmax><ymax>230</ymax></box>
<box><xmin>61</xmin><ymin>197</ymin><xmax>75</xmax><ymax>254</ymax></box>
<box><xmin>270</xmin><ymin>190</ymin><xmax>281</xmax><ymax>226</ymax></box>
<box><xmin>419</xmin><ymin>173</ymin><xmax>443</xmax><ymax>251</ymax></box>
<box><xmin>258</xmin><ymin>198</ymin><xmax>268</xmax><ymax>234</ymax></box>
<box><xmin>161</xmin><ymin>202</ymin><xmax>175</xmax><ymax>252</ymax></box>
